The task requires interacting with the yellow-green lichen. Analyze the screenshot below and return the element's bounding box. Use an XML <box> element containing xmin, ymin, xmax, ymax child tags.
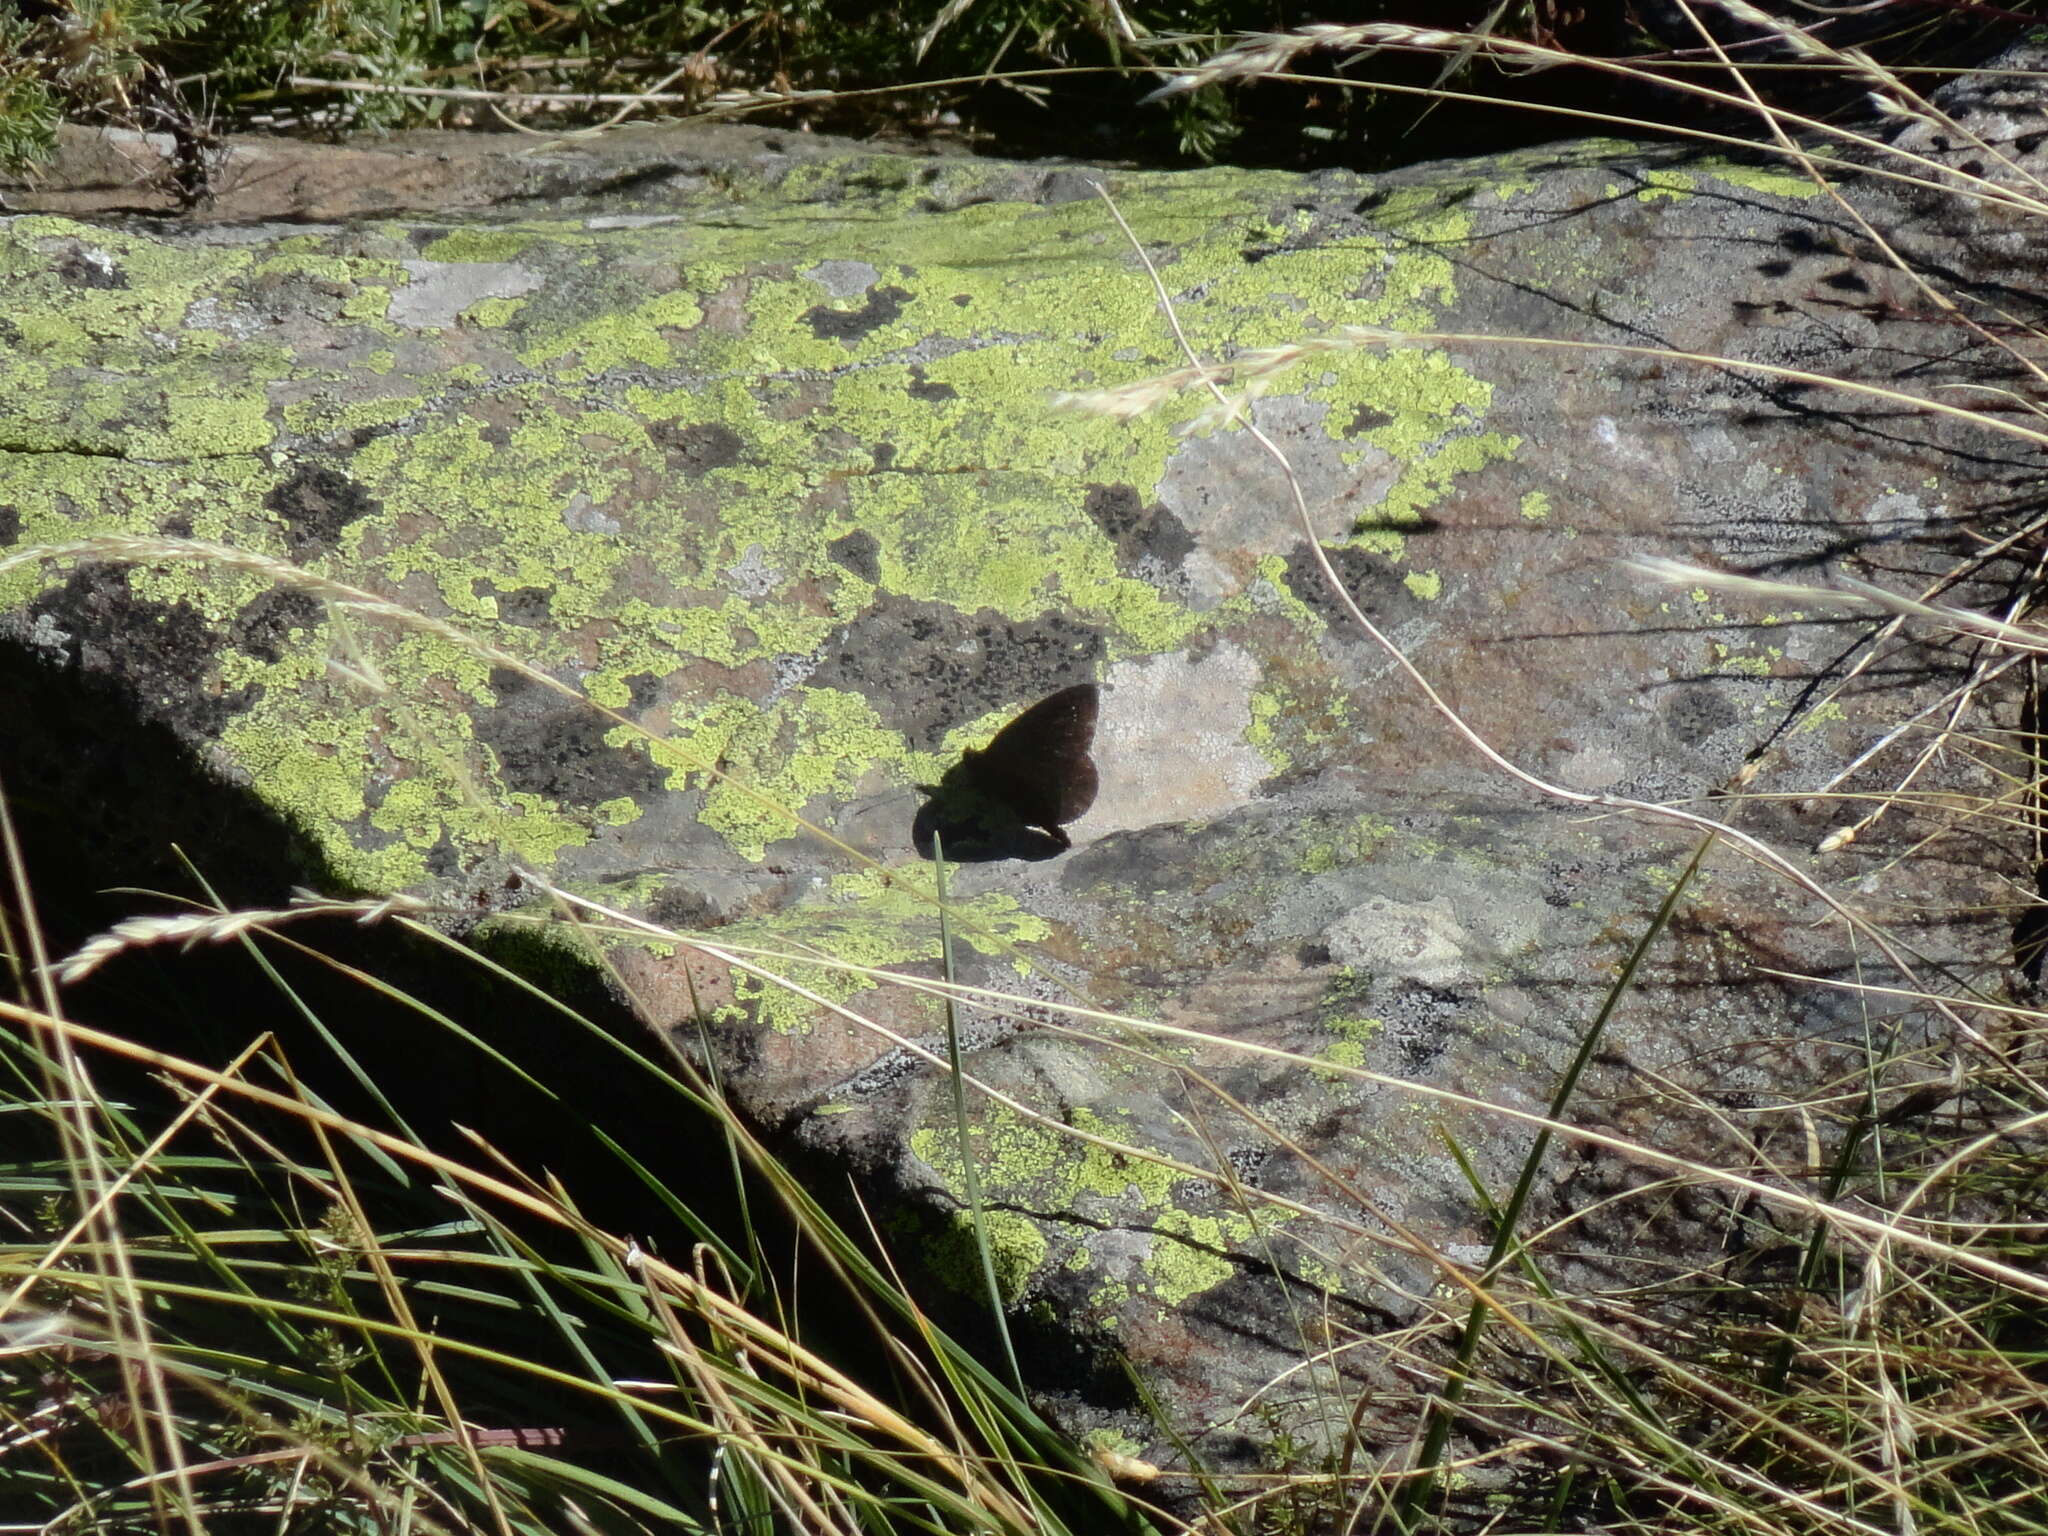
<box><xmin>6</xmin><ymin>374</ymin><xmax>277</xmax><ymax>460</ymax></box>
<box><xmin>923</xmin><ymin>1208</ymin><xmax>1049</xmax><ymax>1302</ymax></box>
<box><xmin>1703</xmin><ymin>162</ymin><xmax>1825</xmax><ymax>200</ymax></box>
<box><xmin>249</xmin><ymin>248</ymin><xmax>393</xmax><ymax>285</ymax></box>
<box><xmin>165</xmin><ymin>390</ymin><xmax>275</xmax><ymax>458</ymax></box>
<box><xmin>420</xmin><ymin>229</ymin><xmax>543</xmax><ymax>264</ymax></box>
<box><xmin>688</xmin><ymin>688</ymin><xmax>908</xmax><ymax>859</ymax></box>
<box><xmin>914</xmin><ymin>1103</ymin><xmax>1168</xmax><ymax>1210</ymax></box>
<box><xmin>1246</xmin><ymin>686</ymin><xmax>1292</xmax><ymax>776</ymax></box>
<box><xmin>218</xmin><ymin>707</ymin><xmax>421</xmax><ymax>890</ymax></box>
<box><xmin>1637</xmin><ymin>171</ymin><xmax>1696</xmax><ymax>203</ymax></box>
<box><xmin>1314</xmin><ymin>1036</ymin><xmax>1367</xmax><ymax>1085</ymax></box>
<box><xmin>1793</xmin><ymin>699</ymin><xmax>1847</xmax><ymax>734</ymax></box>
<box><xmin>1244</xmin><ymin>680</ymin><xmax>1353</xmax><ymax>782</ymax></box>
<box><xmin>594</xmin><ymin>796</ymin><xmax>642</xmax><ymax>826</ymax></box>
<box><xmin>1713</xmin><ymin>642</ymin><xmax>1781</xmax><ymax>678</ymax></box>
<box><xmin>215</xmin><ymin>616</ymin><xmax>594</xmax><ymax>889</ymax></box>
<box><xmin>353</xmin><ymin>408</ymin><xmax>637</xmax><ymax>616</ymax></box>
<box><xmin>281</xmin><ymin>389</ymin><xmax>434</xmax><ymax>439</ymax></box>
<box><xmin>1147</xmin><ymin>1207</ymin><xmax>1256</xmax><ymax>1307</ymax></box>
<box><xmin>0</xmin><ymin>162</ymin><xmax>1525</xmax><ymax>895</ymax></box>
<box><xmin>1314</xmin><ymin>1013</ymin><xmax>1382</xmax><ymax>1084</ymax></box>
<box><xmin>1317</xmin><ymin>369</ymin><xmax>1516</xmax><ymax>549</ymax></box>
<box><xmin>1403</xmin><ymin>570</ymin><xmax>1442</xmax><ymax>601</ymax></box>
<box><xmin>1</xmin><ymin>219</ymin><xmax>256</xmax><ymax>367</ymax></box>
<box><xmin>911</xmin><ymin>1101</ymin><xmax>1284</xmax><ymax>1312</ymax></box>
<box><xmin>1519</xmin><ymin>491</ymin><xmax>1551</xmax><ymax>521</ymax></box>
<box><xmin>1089</xmin><ymin>1276</ymin><xmax>1131</xmax><ymax>1317</ymax></box>
<box><xmin>340</xmin><ymin>285</ymin><xmax>395</xmax><ymax>326</ymax></box>
<box><xmin>1298</xmin><ymin>815</ymin><xmax>1392</xmax><ymax>876</ymax></box>
<box><xmin>1224</xmin><ymin>553</ymin><xmax>1325</xmax><ymax>634</ymax></box>
<box><xmin>125</xmin><ymin>561</ymin><xmax>275</xmax><ymax>633</ymax></box>
<box><xmin>463</xmin><ymin>296</ymin><xmax>528</xmax><ymax>328</ymax></box>
<box><xmin>521</xmin><ymin>288</ymin><xmax>706</xmax><ymax>378</ymax></box>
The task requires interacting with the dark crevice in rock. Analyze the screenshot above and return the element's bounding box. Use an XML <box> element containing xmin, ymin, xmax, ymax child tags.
<box><xmin>266</xmin><ymin>462</ymin><xmax>380</xmax><ymax>561</ymax></box>
<box><xmin>1084</xmin><ymin>483</ymin><xmax>1195</xmax><ymax>574</ymax></box>
<box><xmin>1282</xmin><ymin>542</ymin><xmax>1419</xmax><ymax>632</ymax></box>
<box><xmin>803</xmin><ymin>284</ymin><xmax>911</xmax><ymax>343</ymax></box>
<box><xmin>651</xmin><ymin>420</ymin><xmax>747</xmax><ymax>476</ymax></box>
<box><xmin>476</xmin><ymin>666</ymin><xmax>668</xmax><ymax>804</ymax></box>
<box><xmin>231</xmin><ymin>587</ymin><xmax>326</xmax><ymax>664</ymax></box>
<box><xmin>810</xmin><ymin>596</ymin><xmax>1105</xmax><ymax>752</ymax></box>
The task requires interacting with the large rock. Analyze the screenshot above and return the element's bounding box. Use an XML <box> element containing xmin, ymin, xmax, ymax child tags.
<box><xmin>3</xmin><ymin>69</ymin><xmax>2039</xmax><ymax>1488</ymax></box>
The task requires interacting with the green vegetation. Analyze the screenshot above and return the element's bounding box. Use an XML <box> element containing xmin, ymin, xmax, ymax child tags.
<box><xmin>0</xmin><ymin>882</ymin><xmax>1160</xmax><ymax>1533</ymax></box>
<box><xmin>1</xmin><ymin>0</ymin><xmax>2038</xmax><ymax>181</ymax></box>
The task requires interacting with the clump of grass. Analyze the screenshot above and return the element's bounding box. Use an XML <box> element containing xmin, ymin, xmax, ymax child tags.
<box><xmin>0</xmin><ymin>853</ymin><xmax>1169</xmax><ymax>1533</ymax></box>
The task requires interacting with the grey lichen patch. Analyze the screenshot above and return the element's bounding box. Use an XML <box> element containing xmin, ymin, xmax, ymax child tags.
<box><xmin>1090</xmin><ymin>646</ymin><xmax>1266</xmax><ymax>834</ymax></box>
<box><xmin>388</xmin><ymin>259</ymin><xmax>546</xmax><ymax>330</ymax></box>
<box><xmin>1323</xmin><ymin>894</ymin><xmax>1483</xmax><ymax>988</ymax></box>
<box><xmin>1160</xmin><ymin>396</ymin><xmax>1397</xmax><ymax>577</ymax></box>
<box><xmin>802</xmin><ymin>259</ymin><xmax>883</xmax><ymax>298</ymax></box>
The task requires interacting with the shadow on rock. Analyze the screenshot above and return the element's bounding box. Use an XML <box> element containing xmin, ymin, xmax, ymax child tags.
<box><xmin>911</xmin><ymin>783</ymin><xmax>1073</xmax><ymax>863</ymax></box>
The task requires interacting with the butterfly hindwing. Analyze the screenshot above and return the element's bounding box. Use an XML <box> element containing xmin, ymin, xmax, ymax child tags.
<box><xmin>958</xmin><ymin>683</ymin><xmax>1100</xmax><ymax>833</ymax></box>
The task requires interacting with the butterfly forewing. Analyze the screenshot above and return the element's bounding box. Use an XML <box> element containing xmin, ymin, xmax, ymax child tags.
<box><xmin>964</xmin><ymin>683</ymin><xmax>1100</xmax><ymax>831</ymax></box>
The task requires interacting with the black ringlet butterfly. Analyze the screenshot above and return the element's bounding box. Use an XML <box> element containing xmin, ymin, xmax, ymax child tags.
<box><xmin>913</xmin><ymin>683</ymin><xmax>1100</xmax><ymax>861</ymax></box>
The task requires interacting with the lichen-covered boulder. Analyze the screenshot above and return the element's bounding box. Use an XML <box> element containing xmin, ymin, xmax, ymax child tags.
<box><xmin>2</xmin><ymin>79</ymin><xmax>2036</xmax><ymax>1478</ymax></box>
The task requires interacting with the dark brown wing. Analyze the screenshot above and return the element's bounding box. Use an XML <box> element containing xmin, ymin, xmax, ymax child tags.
<box><xmin>961</xmin><ymin>683</ymin><xmax>1099</xmax><ymax>830</ymax></box>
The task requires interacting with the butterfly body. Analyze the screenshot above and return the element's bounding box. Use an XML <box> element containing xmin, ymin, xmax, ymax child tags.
<box><xmin>917</xmin><ymin>683</ymin><xmax>1100</xmax><ymax>856</ymax></box>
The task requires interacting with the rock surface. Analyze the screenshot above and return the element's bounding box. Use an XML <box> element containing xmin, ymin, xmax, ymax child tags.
<box><xmin>3</xmin><ymin>69</ymin><xmax>2042</xmax><ymax>1485</ymax></box>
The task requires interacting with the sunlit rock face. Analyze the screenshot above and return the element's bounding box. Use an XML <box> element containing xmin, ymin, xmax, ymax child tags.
<box><xmin>4</xmin><ymin>53</ymin><xmax>2041</xmax><ymax>1489</ymax></box>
